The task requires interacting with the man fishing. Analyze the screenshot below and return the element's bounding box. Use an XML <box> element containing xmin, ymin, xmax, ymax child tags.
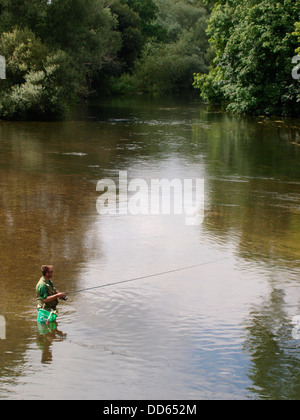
<box><xmin>36</xmin><ymin>265</ymin><xmax>66</xmax><ymax>312</ymax></box>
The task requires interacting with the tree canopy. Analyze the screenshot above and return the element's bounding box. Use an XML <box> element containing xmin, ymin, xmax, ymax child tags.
<box><xmin>193</xmin><ymin>0</ymin><xmax>300</xmax><ymax>116</ymax></box>
<box><xmin>293</xmin><ymin>22</ymin><xmax>300</xmax><ymax>55</ymax></box>
<box><xmin>0</xmin><ymin>0</ymin><xmax>299</xmax><ymax>118</ymax></box>
<box><xmin>0</xmin><ymin>0</ymin><xmax>121</xmax><ymax>117</ymax></box>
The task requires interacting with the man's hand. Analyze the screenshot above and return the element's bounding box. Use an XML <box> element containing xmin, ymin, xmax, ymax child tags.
<box><xmin>43</xmin><ymin>292</ymin><xmax>66</xmax><ymax>303</ymax></box>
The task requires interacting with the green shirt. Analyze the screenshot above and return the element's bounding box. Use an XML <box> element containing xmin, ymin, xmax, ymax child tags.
<box><xmin>36</xmin><ymin>276</ymin><xmax>58</xmax><ymax>311</ymax></box>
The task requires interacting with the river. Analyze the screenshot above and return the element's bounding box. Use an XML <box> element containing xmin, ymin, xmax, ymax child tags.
<box><xmin>0</xmin><ymin>96</ymin><xmax>300</xmax><ymax>400</ymax></box>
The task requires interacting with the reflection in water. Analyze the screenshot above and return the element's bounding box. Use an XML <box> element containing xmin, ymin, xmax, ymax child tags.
<box><xmin>244</xmin><ymin>287</ymin><xmax>300</xmax><ymax>400</ymax></box>
<box><xmin>0</xmin><ymin>96</ymin><xmax>299</xmax><ymax>399</ymax></box>
<box><xmin>36</xmin><ymin>322</ymin><xmax>67</xmax><ymax>364</ymax></box>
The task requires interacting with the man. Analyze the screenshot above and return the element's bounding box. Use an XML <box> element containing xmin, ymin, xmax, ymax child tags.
<box><xmin>36</xmin><ymin>265</ymin><xmax>66</xmax><ymax>312</ymax></box>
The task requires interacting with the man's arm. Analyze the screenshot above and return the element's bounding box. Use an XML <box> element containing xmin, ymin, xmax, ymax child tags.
<box><xmin>43</xmin><ymin>292</ymin><xmax>66</xmax><ymax>303</ymax></box>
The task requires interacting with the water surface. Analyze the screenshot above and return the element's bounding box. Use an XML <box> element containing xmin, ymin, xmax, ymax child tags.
<box><xmin>0</xmin><ymin>96</ymin><xmax>300</xmax><ymax>400</ymax></box>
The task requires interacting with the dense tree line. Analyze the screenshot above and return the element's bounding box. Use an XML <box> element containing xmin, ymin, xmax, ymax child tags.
<box><xmin>0</xmin><ymin>0</ymin><xmax>299</xmax><ymax>119</ymax></box>
<box><xmin>194</xmin><ymin>0</ymin><xmax>300</xmax><ymax>116</ymax></box>
<box><xmin>0</xmin><ymin>0</ymin><xmax>211</xmax><ymax>118</ymax></box>
<box><xmin>0</xmin><ymin>0</ymin><xmax>121</xmax><ymax>118</ymax></box>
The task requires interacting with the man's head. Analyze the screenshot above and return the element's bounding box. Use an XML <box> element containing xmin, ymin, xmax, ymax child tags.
<box><xmin>41</xmin><ymin>265</ymin><xmax>53</xmax><ymax>279</ymax></box>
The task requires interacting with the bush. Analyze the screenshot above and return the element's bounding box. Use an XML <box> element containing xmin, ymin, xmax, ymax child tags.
<box><xmin>293</xmin><ymin>22</ymin><xmax>300</xmax><ymax>55</ymax></box>
<box><xmin>194</xmin><ymin>0</ymin><xmax>300</xmax><ymax>116</ymax></box>
<box><xmin>109</xmin><ymin>73</ymin><xmax>137</xmax><ymax>94</ymax></box>
<box><xmin>135</xmin><ymin>35</ymin><xmax>207</xmax><ymax>93</ymax></box>
<box><xmin>131</xmin><ymin>0</ymin><xmax>209</xmax><ymax>94</ymax></box>
<box><xmin>0</xmin><ymin>28</ymin><xmax>77</xmax><ymax>119</ymax></box>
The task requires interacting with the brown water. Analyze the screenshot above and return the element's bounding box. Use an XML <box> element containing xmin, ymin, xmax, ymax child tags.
<box><xmin>0</xmin><ymin>96</ymin><xmax>300</xmax><ymax>400</ymax></box>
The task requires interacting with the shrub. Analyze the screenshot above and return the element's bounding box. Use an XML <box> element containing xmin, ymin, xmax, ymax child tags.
<box><xmin>195</xmin><ymin>0</ymin><xmax>300</xmax><ymax>116</ymax></box>
<box><xmin>0</xmin><ymin>28</ymin><xmax>77</xmax><ymax>119</ymax></box>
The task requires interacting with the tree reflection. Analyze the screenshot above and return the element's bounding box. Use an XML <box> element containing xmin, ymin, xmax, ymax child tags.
<box><xmin>244</xmin><ymin>288</ymin><xmax>300</xmax><ymax>400</ymax></box>
<box><xmin>36</xmin><ymin>322</ymin><xmax>67</xmax><ymax>364</ymax></box>
<box><xmin>190</xmin><ymin>110</ymin><xmax>300</xmax><ymax>269</ymax></box>
<box><xmin>0</xmin><ymin>120</ymin><xmax>104</xmax><ymax>384</ymax></box>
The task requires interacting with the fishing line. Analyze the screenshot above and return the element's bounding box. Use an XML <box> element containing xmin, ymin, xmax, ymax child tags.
<box><xmin>66</xmin><ymin>256</ymin><xmax>230</xmax><ymax>296</ymax></box>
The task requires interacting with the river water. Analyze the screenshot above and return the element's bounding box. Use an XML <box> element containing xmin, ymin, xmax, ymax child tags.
<box><xmin>0</xmin><ymin>96</ymin><xmax>300</xmax><ymax>400</ymax></box>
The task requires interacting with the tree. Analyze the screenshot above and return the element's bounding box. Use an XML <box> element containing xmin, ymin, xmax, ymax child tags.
<box><xmin>0</xmin><ymin>0</ymin><xmax>49</xmax><ymax>33</ymax></box>
<box><xmin>132</xmin><ymin>0</ymin><xmax>210</xmax><ymax>94</ymax></box>
<box><xmin>0</xmin><ymin>28</ymin><xmax>77</xmax><ymax>119</ymax></box>
<box><xmin>110</xmin><ymin>1</ymin><xmax>143</xmax><ymax>73</ymax></box>
<box><xmin>121</xmin><ymin>0</ymin><xmax>159</xmax><ymax>38</ymax></box>
<box><xmin>293</xmin><ymin>22</ymin><xmax>300</xmax><ymax>55</ymax></box>
<box><xmin>155</xmin><ymin>0</ymin><xmax>207</xmax><ymax>43</ymax></box>
<box><xmin>194</xmin><ymin>0</ymin><xmax>300</xmax><ymax>116</ymax></box>
<box><xmin>43</xmin><ymin>0</ymin><xmax>121</xmax><ymax>81</ymax></box>
<box><xmin>0</xmin><ymin>0</ymin><xmax>122</xmax><ymax>116</ymax></box>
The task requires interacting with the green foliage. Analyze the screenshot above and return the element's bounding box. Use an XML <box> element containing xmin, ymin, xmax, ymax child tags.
<box><xmin>135</xmin><ymin>37</ymin><xmax>208</xmax><ymax>93</ymax></box>
<box><xmin>109</xmin><ymin>73</ymin><xmax>137</xmax><ymax>94</ymax></box>
<box><xmin>132</xmin><ymin>0</ymin><xmax>209</xmax><ymax>94</ymax></box>
<box><xmin>0</xmin><ymin>0</ymin><xmax>49</xmax><ymax>33</ymax></box>
<box><xmin>0</xmin><ymin>28</ymin><xmax>76</xmax><ymax>119</ymax></box>
<box><xmin>155</xmin><ymin>0</ymin><xmax>207</xmax><ymax>43</ymax></box>
<box><xmin>110</xmin><ymin>1</ymin><xmax>143</xmax><ymax>73</ymax></box>
<box><xmin>121</xmin><ymin>0</ymin><xmax>159</xmax><ymax>38</ymax></box>
<box><xmin>293</xmin><ymin>22</ymin><xmax>300</xmax><ymax>55</ymax></box>
<box><xmin>0</xmin><ymin>0</ymin><xmax>122</xmax><ymax>117</ymax></box>
<box><xmin>194</xmin><ymin>0</ymin><xmax>300</xmax><ymax>116</ymax></box>
<box><xmin>44</xmin><ymin>0</ymin><xmax>120</xmax><ymax>62</ymax></box>
<box><xmin>0</xmin><ymin>0</ymin><xmax>213</xmax><ymax>116</ymax></box>
<box><xmin>193</xmin><ymin>67</ymin><xmax>224</xmax><ymax>104</ymax></box>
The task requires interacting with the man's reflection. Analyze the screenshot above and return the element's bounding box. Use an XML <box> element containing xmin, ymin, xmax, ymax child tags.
<box><xmin>36</xmin><ymin>322</ymin><xmax>67</xmax><ymax>364</ymax></box>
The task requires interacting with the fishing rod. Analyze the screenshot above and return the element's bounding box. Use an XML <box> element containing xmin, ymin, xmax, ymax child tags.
<box><xmin>65</xmin><ymin>257</ymin><xmax>230</xmax><ymax>297</ymax></box>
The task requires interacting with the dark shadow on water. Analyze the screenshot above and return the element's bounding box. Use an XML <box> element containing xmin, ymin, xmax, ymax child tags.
<box><xmin>36</xmin><ymin>322</ymin><xmax>67</xmax><ymax>364</ymax></box>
